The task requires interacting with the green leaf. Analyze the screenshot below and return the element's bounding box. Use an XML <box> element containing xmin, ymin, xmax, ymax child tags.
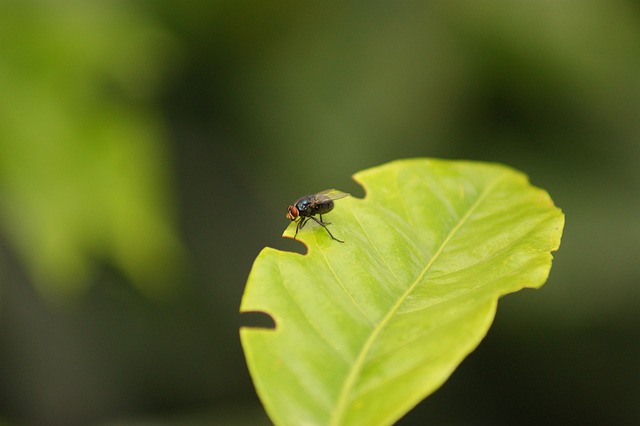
<box><xmin>240</xmin><ymin>158</ymin><xmax>564</xmax><ymax>426</ymax></box>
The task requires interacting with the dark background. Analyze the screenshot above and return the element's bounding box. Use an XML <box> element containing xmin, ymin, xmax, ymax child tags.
<box><xmin>0</xmin><ymin>1</ymin><xmax>639</xmax><ymax>425</ymax></box>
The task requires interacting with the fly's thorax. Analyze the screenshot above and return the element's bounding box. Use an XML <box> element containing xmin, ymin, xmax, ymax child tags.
<box><xmin>295</xmin><ymin>197</ymin><xmax>313</xmax><ymax>216</ymax></box>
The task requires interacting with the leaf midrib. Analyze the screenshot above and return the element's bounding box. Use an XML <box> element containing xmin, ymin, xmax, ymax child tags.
<box><xmin>329</xmin><ymin>173</ymin><xmax>507</xmax><ymax>426</ymax></box>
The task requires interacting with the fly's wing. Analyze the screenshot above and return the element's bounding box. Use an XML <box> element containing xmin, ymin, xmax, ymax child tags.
<box><xmin>314</xmin><ymin>189</ymin><xmax>350</xmax><ymax>201</ymax></box>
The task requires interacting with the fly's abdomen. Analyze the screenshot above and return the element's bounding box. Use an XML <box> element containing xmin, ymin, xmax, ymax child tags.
<box><xmin>314</xmin><ymin>199</ymin><xmax>334</xmax><ymax>215</ymax></box>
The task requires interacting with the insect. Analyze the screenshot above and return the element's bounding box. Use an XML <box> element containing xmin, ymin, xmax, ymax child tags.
<box><xmin>286</xmin><ymin>189</ymin><xmax>350</xmax><ymax>243</ymax></box>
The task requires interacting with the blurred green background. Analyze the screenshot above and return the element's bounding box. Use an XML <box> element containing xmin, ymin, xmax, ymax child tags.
<box><xmin>0</xmin><ymin>1</ymin><xmax>638</xmax><ymax>425</ymax></box>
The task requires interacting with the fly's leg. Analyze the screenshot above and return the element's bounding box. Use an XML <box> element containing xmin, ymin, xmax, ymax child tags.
<box><xmin>294</xmin><ymin>217</ymin><xmax>309</xmax><ymax>240</ymax></box>
<box><xmin>319</xmin><ymin>214</ymin><xmax>331</xmax><ymax>225</ymax></box>
<box><xmin>309</xmin><ymin>216</ymin><xmax>344</xmax><ymax>243</ymax></box>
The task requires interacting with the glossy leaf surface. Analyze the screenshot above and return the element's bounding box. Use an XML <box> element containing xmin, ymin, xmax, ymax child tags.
<box><xmin>240</xmin><ymin>158</ymin><xmax>564</xmax><ymax>426</ymax></box>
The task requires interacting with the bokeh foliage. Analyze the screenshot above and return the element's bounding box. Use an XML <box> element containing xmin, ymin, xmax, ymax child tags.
<box><xmin>0</xmin><ymin>1</ymin><xmax>184</xmax><ymax>300</ymax></box>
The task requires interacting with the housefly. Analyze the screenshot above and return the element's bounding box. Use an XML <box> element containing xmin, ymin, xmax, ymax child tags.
<box><xmin>286</xmin><ymin>189</ymin><xmax>349</xmax><ymax>243</ymax></box>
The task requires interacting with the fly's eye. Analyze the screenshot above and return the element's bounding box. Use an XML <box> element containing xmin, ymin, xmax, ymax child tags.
<box><xmin>286</xmin><ymin>206</ymin><xmax>299</xmax><ymax>220</ymax></box>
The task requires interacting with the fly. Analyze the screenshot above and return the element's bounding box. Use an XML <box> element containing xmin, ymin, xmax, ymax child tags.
<box><xmin>286</xmin><ymin>189</ymin><xmax>349</xmax><ymax>243</ymax></box>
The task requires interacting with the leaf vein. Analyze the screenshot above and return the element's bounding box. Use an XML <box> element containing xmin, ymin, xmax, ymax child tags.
<box><xmin>351</xmin><ymin>299</ymin><xmax>497</xmax><ymax>401</ymax></box>
<box><xmin>277</xmin><ymin>253</ymin><xmax>352</xmax><ymax>364</ymax></box>
<box><xmin>350</xmin><ymin>209</ymin><xmax>403</xmax><ymax>287</ymax></box>
<box><xmin>395</xmin><ymin>168</ymin><xmax>415</xmax><ymax>228</ymax></box>
<box><xmin>329</xmin><ymin>172</ymin><xmax>508</xmax><ymax>425</ymax></box>
<box><xmin>317</xmin><ymin>242</ymin><xmax>375</xmax><ymax>327</ymax></box>
<box><xmin>424</xmin><ymin>211</ymin><xmax>555</xmax><ymax>282</ymax></box>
